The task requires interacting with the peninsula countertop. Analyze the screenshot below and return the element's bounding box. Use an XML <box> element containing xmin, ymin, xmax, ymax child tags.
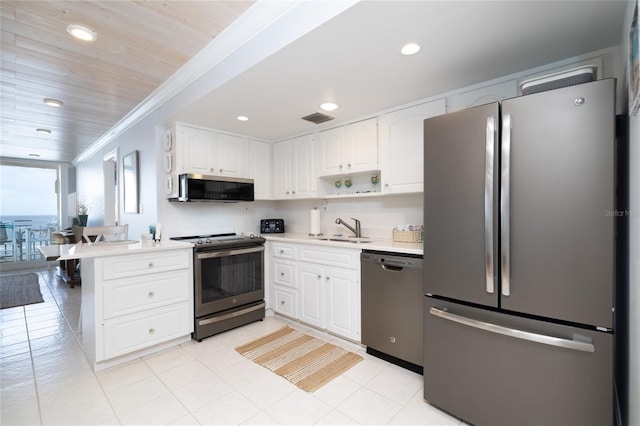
<box><xmin>262</xmin><ymin>233</ymin><xmax>423</xmax><ymax>255</ymax></box>
<box><xmin>50</xmin><ymin>239</ymin><xmax>194</xmax><ymax>261</ymax></box>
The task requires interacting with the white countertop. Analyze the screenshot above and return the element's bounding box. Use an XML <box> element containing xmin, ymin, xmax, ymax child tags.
<box><xmin>51</xmin><ymin>240</ymin><xmax>194</xmax><ymax>261</ymax></box>
<box><xmin>262</xmin><ymin>233</ymin><xmax>423</xmax><ymax>255</ymax></box>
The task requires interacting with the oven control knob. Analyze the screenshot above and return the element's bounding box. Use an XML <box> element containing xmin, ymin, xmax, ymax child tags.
<box><xmin>205</xmin><ymin>238</ymin><xmax>211</xmax><ymax>243</ymax></box>
<box><xmin>196</xmin><ymin>239</ymin><xmax>203</xmax><ymax>244</ymax></box>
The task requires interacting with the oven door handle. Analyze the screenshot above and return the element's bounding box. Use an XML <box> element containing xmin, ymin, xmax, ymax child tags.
<box><xmin>196</xmin><ymin>245</ymin><xmax>264</xmax><ymax>259</ymax></box>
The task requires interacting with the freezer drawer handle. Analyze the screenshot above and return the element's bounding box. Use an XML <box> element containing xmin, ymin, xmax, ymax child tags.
<box><xmin>429</xmin><ymin>307</ymin><xmax>595</xmax><ymax>353</ymax></box>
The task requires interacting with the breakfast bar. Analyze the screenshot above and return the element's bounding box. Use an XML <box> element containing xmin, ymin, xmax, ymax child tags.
<box><xmin>49</xmin><ymin>239</ymin><xmax>195</xmax><ymax>371</ymax></box>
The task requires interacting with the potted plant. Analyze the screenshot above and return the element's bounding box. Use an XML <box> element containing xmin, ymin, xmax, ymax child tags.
<box><xmin>77</xmin><ymin>198</ymin><xmax>89</xmax><ymax>226</ymax></box>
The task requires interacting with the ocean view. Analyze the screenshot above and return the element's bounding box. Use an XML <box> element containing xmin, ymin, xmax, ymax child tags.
<box><xmin>0</xmin><ymin>215</ymin><xmax>59</xmax><ymax>229</ymax></box>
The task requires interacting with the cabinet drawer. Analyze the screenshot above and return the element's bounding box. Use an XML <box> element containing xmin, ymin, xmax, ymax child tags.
<box><xmin>273</xmin><ymin>261</ymin><xmax>296</xmax><ymax>288</ymax></box>
<box><xmin>272</xmin><ymin>243</ymin><xmax>295</xmax><ymax>259</ymax></box>
<box><xmin>299</xmin><ymin>245</ymin><xmax>360</xmax><ymax>269</ymax></box>
<box><xmin>103</xmin><ymin>270</ymin><xmax>190</xmax><ymax>319</ymax></box>
<box><xmin>274</xmin><ymin>286</ymin><xmax>297</xmax><ymax>318</ymax></box>
<box><xmin>102</xmin><ymin>303</ymin><xmax>191</xmax><ymax>360</ymax></box>
<box><xmin>102</xmin><ymin>250</ymin><xmax>191</xmax><ymax>280</ymax></box>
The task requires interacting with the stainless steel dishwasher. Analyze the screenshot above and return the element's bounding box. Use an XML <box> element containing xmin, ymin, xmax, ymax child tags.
<box><xmin>361</xmin><ymin>250</ymin><xmax>423</xmax><ymax>373</ymax></box>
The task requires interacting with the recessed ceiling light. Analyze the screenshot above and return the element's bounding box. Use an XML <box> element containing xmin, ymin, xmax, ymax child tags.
<box><xmin>237</xmin><ymin>116</ymin><xmax>249</xmax><ymax>122</ymax></box>
<box><xmin>29</xmin><ymin>153</ymin><xmax>40</xmax><ymax>157</ymax></box>
<box><xmin>43</xmin><ymin>98</ymin><xmax>63</xmax><ymax>107</ymax></box>
<box><xmin>67</xmin><ymin>24</ymin><xmax>97</xmax><ymax>42</ymax></box>
<box><xmin>401</xmin><ymin>43</ymin><xmax>421</xmax><ymax>56</ymax></box>
<box><xmin>35</xmin><ymin>128</ymin><xmax>51</xmax><ymax>134</ymax></box>
<box><xmin>320</xmin><ymin>102</ymin><xmax>339</xmax><ymax>112</ymax></box>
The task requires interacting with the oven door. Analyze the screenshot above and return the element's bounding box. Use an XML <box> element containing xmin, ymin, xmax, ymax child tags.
<box><xmin>194</xmin><ymin>245</ymin><xmax>264</xmax><ymax>318</ymax></box>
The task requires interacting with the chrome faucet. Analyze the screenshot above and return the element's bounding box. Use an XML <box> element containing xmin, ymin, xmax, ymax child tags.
<box><xmin>335</xmin><ymin>217</ymin><xmax>362</xmax><ymax>238</ymax></box>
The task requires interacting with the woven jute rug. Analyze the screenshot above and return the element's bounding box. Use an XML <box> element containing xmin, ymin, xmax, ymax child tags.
<box><xmin>0</xmin><ymin>273</ymin><xmax>44</xmax><ymax>309</ymax></box>
<box><xmin>236</xmin><ymin>326</ymin><xmax>363</xmax><ymax>392</ymax></box>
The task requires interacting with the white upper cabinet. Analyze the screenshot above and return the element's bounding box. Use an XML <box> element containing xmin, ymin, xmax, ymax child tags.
<box><xmin>247</xmin><ymin>139</ymin><xmax>271</xmax><ymax>200</ymax></box>
<box><xmin>215</xmin><ymin>132</ymin><xmax>247</xmax><ymax>178</ymax></box>
<box><xmin>272</xmin><ymin>134</ymin><xmax>316</xmax><ymax>199</ymax></box>
<box><xmin>318</xmin><ymin>118</ymin><xmax>378</xmax><ymax>177</ymax></box>
<box><xmin>179</xmin><ymin>125</ymin><xmax>214</xmax><ymax>175</ymax></box>
<box><xmin>379</xmin><ymin>99</ymin><xmax>446</xmax><ymax>194</ymax></box>
<box><xmin>176</xmin><ymin>124</ymin><xmax>247</xmax><ymax>178</ymax></box>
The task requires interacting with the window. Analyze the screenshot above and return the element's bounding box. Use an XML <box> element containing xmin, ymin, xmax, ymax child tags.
<box><xmin>0</xmin><ymin>163</ymin><xmax>59</xmax><ymax>263</ymax></box>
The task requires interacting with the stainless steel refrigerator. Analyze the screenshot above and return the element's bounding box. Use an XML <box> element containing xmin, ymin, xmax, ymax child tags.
<box><xmin>423</xmin><ymin>78</ymin><xmax>616</xmax><ymax>426</ymax></box>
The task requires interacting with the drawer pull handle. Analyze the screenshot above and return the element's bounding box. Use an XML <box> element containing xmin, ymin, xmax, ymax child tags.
<box><xmin>317</xmin><ymin>275</ymin><xmax>322</xmax><ymax>279</ymax></box>
<box><xmin>280</xmin><ymin>272</ymin><xmax>285</xmax><ymax>276</ymax></box>
<box><xmin>148</xmin><ymin>328</ymin><xmax>155</xmax><ymax>334</ymax></box>
<box><xmin>148</xmin><ymin>292</ymin><xmax>154</xmax><ymax>298</ymax></box>
<box><xmin>279</xmin><ymin>250</ymin><xmax>284</xmax><ymax>254</ymax></box>
<box><xmin>280</xmin><ymin>300</ymin><xmax>285</xmax><ymax>305</ymax></box>
<box><xmin>148</xmin><ymin>262</ymin><xmax>154</xmax><ymax>268</ymax></box>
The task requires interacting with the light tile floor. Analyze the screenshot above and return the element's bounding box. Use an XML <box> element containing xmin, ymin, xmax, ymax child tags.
<box><xmin>1</xmin><ymin>266</ymin><xmax>463</xmax><ymax>425</ymax></box>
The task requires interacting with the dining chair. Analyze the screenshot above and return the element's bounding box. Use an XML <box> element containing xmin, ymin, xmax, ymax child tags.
<box><xmin>80</xmin><ymin>225</ymin><xmax>129</xmax><ymax>243</ymax></box>
<box><xmin>0</xmin><ymin>222</ymin><xmax>16</xmax><ymax>261</ymax></box>
<box><xmin>28</xmin><ymin>226</ymin><xmax>53</xmax><ymax>260</ymax></box>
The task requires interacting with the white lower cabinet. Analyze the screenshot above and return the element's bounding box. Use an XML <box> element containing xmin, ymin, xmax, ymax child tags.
<box><xmin>267</xmin><ymin>241</ymin><xmax>361</xmax><ymax>342</ymax></box>
<box><xmin>102</xmin><ymin>303</ymin><xmax>191</xmax><ymax>360</ymax></box>
<box><xmin>324</xmin><ymin>267</ymin><xmax>360</xmax><ymax>341</ymax></box>
<box><xmin>299</xmin><ymin>264</ymin><xmax>324</xmax><ymax>328</ymax></box>
<box><xmin>81</xmin><ymin>247</ymin><xmax>193</xmax><ymax>371</ymax></box>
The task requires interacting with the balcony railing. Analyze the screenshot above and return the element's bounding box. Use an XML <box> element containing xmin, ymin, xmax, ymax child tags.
<box><xmin>0</xmin><ymin>219</ymin><xmax>58</xmax><ymax>263</ymax></box>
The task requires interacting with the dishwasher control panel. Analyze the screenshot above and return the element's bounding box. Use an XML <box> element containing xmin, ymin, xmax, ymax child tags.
<box><xmin>361</xmin><ymin>251</ymin><xmax>423</xmax><ymax>269</ymax></box>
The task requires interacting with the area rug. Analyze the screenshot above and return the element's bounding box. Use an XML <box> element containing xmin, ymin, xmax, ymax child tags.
<box><xmin>0</xmin><ymin>273</ymin><xmax>44</xmax><ymax>309</ymax></box>
<box><xmin>236</xmin><ymin>326</ymin><xmax>363</xmax><ymax>392</ymax></box>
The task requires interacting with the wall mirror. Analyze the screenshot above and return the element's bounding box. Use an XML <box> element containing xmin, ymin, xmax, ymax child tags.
<box><xmin>123</xmin><ymin>150</ymin><xmax>139</xmax><ymax>213</ymax></box>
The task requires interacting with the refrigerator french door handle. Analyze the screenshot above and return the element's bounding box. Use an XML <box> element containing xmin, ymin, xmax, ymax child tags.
<box><xmin>429</xmin><ymin>307</ymin><xmax>595</xmax><ymax>353</ymax></box>
<box><xmin>485</xmin><ymin>116</ymin><xmax>496</xmax><ymax>294</ymax></box>
<box><xmin>501</xmin><ymin>113</ymin><xmax>511</xmax><ymax>296</ymax></box>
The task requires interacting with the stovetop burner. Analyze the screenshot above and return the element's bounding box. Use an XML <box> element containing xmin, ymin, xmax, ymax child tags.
<box><xmin>171</xmin><ymin>233</ymin><xmax>265</xmax><ymax>250</ymax></box>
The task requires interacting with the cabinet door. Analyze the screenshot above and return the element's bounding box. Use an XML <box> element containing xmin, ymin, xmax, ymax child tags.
<box><xmin>216</xmin><ymin>132</ymin><xmax>247</xmax><ymax>177</ymax></box>
<box><xmin>248</xmin><ymin>139</ymin><xmax>271</xmax><ymax>200</ymax></box>
<box><xmin>380</xmin><ymin>99</ymin><xmax>446</xmax><ymax>193</ymax></box>
<box><xmin>325</xmin><ymin>267</ymin><xmax>360</xmax><ymax>341</ymax></box>
<box><xmin>182</xmin><ymin>126</ymin><xmax>215</xmax><ymax>174</ymax></box>
<box><xmin>317</xmin><ymin>126</ymin><xmax>345</xmax><ymax>176</ymax></box>
<box><xmin>272</xmin><ymin>141</ymin><xmax>291</xmax><ymax>199</ymax></box>
<box><xmin>346</xmin><ymin>118</ymin><xmax>378</xmax><ymax>173</ymax></box>
<box><xmin>291</xmin><ymin>134</ymin><xmax>316</xmax><ymax>198</ymax></box>
<box><xmin>299</xmin><ymin>264</ymin><xmax>324</xmax><ymax>328</ymax></box>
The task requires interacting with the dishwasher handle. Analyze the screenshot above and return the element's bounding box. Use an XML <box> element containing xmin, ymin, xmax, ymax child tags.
<box><xmin>381</xmin><ymin>264</ymin><xmax>404</xmax><ymax>272</ymax></box>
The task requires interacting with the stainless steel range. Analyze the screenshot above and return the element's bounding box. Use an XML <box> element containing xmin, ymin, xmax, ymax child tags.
<box><xmin>171</xmin><ymin>233</ymin><xmax>266</xmax><ymax>341</ymax></box>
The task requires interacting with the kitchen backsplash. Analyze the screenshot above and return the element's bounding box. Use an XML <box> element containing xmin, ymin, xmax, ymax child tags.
<box><xmin>160</xmin><ymin>195</ymin><xmax>423</xmax><ymax>240</ymax></box>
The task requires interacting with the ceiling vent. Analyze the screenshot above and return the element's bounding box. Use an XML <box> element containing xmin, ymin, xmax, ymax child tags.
<box><xmin>301</xmin><ymin>112</ymin><xmax>334</xmax><ymax>124</ymax></box>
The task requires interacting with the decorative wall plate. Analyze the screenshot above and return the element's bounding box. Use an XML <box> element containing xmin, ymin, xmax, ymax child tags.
<box><xmin>164</xmin><ymin>129</ymin><xmax>172</xmax><ymax>151</ymax></box>
<box><xmin>165</xmin><ymin>175</ymin><xmax>173</xmax><ymax>194</ymax></box>
<box><xmin>164</xmin><ymin>153</ymin><xmax>172</xmax><ymax>173</ymax></box>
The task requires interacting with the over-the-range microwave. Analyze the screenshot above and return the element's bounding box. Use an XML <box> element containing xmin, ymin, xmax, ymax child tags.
<box><xmin>169</xmin><ymin>173</ymin><xmax>254</xmax><ymax>203</ymax></box>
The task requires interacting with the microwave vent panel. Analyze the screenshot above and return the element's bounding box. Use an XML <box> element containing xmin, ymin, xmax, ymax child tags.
<box><xmin>520</xmin><ymin>65</ymin><xmax>597</xmax><ymax>95</ymax></box>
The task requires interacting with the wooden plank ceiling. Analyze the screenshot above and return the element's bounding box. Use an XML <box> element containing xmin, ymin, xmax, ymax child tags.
<box><xmin>0</xmin><ymin>0</ymin><xmax>254</xmax><ymax>163</ymax></box>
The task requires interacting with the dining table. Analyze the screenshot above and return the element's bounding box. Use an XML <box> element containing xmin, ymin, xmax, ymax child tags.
<box><xmin>37</xmin><ymin>243</ymin><xmax>81</xmax><ymax>287</ymax></box>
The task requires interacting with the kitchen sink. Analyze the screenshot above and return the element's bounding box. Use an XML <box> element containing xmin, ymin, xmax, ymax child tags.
<box><xmin>314</xmin><ymin>237</ymin><xmax>372</xmax><ymax>244</ymax></box>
